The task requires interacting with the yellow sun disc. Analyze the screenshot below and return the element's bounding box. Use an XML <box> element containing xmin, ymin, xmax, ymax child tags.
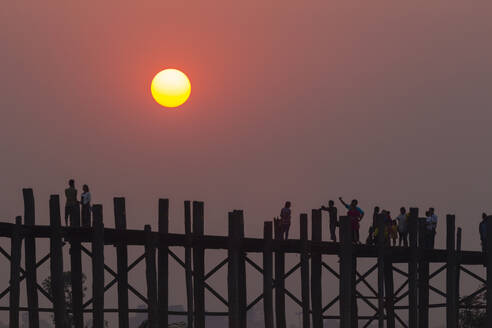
<box><xmin>151</xmin><ymin>69</ymin><xmax>191</xmax><ymax>108</ymax></box>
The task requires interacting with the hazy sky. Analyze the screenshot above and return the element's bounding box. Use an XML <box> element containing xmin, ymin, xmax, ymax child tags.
<box><xmin>1</xmin><ymin>1</ymin><xmax>492</xmax><ymax>326</ymax></box>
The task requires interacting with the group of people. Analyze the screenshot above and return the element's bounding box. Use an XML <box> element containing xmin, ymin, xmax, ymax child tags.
<box><xmin>64</xmin><ymin>179</ymin><xmax>92</xmax><ymax>227</ymax></box>
<box><xmin>275</xmin><ymin>198</ymin><xmax>439</xmax><ymax>249</ymax></box>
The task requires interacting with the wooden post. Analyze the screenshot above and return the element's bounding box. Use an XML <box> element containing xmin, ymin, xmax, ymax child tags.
<box><xmin>311</xmin><ymin>209</ymin><xmax>322</xmax><ymax>328</ymax></box>
<box><xmin>376</xmin><ymin>214</ymin><xmax>385</xmax><ymax>328</ymax></box>
<box><xmin>339</xmin><ymin>215</ymin><xmax>353</xmax><ymax>328</ymax></box>
<box><xmin>114</xmin><ymin>197</ymin><xmax>129</xmax><ymax>328</ymax></box>
<box><xmin>275</xmin><ymin>214</ymin><xmax>286</xmax><ymax>328</ymax></box>
<box><xmin>184</xmin><ymin>201</ymin><xmax>194</xmax><ymax>328</ymax></box>
<box><xmin>158</xmin><ymin>199</ymin><xmax>169</xmax><ymax>328</ymax></box>
<box><xmin>228</xmin><ymin>211</ymin><xmax>240</xmax><ymax>328</ymax></box>
<box><xmin>50</xmin><ymin>195</ymin><xmax>68</xmax><ymax>327</ymax></box>
<box><xmin>263</xmin><ymin>221</ymin><xmax>274</xmax><ymax>328</ymax></box>
<box><xmin>228</xmin><ymin>210</ymin><xmax>246</xmax><ymax>328</ymax></box>
<box><xmin>408</xmin><ymin>207</ymin><xmax>419</xmax><ymax>328</ymax></box>
<box><xmin>145</xmin><ymin>225</ymin><xmax>159</xmax><ymax>328</ymax></box>
<box><xmin>300</xmin><ymin>214</ymin><xmax>310</xmax><ymax>328</ymax></box>
<box><xmin>92</xmin><ymin>204</ymin><xmax>105</xmax><ymax>328</ymax></box>
<box><xmin>193</xmin><ymin>201</ymin><xmax>205</xmax><ymax>328</ymax></box>
<box><xmin>9</xmin><ymin>216</ymin><xmax>22</xmax><ymax>328</ymax></box>
<box><xmin>70</xmin><ymin>202</ymin><xmax>84</xmax><ymax>328</ymax></box>
<box><xmin>237</xmin><ymin>211</ymin><xmax>247</xmax><ymax>328</ymax></box>
<box><xmin>456</xmin><ymin>228</ymin><xmax>462</xmax><ymax>323</ymax></box>
<box><xmin>23</xmin><ymin>189</ymin><xmax>39</xmax><ymax>328</ymax></box>
<box><xmin>488</xmin><ymin>215</ymin><xmax>492</xmax><ymax>328</ymax></box>
<box><xmin>446</xmin><ymin>215</ymin><xmax>457</xmax><ymax>328</ymax></box>
<box><xmin>383</xmin><ymin>255</ymin><xmax>395</xmax><ymax>328</ymax></box>
<box><xmin>418</xmin><ymin>218</ymin><xmax>429</xmax><ymax>328</ymax></box>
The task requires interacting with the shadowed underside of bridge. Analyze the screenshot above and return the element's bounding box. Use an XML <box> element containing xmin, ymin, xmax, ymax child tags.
<box><xmin>1</xmin><ymin>188</ymin><xmax>491</xmax><ymax>328</ymax></box>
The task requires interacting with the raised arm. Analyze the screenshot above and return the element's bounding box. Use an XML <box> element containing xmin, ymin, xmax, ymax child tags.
<box><xmin>338</xmin><ymin>197</ymin><xmax>348</xmax><ymax>208</ymax></box>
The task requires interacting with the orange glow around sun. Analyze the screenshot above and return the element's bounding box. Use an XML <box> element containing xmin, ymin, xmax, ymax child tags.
<box><xmin>151</xmin><ymin>69</ymin><xmax>191</xmax><ymax>108</ymax></box>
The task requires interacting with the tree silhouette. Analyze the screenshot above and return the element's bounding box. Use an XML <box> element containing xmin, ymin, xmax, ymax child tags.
<box><xmin>459</xmin><ymin>286</ymin><xmax>486</xmax><ymax>327</ymax></box>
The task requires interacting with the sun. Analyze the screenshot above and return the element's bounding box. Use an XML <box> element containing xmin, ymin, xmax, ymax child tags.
<box><xmin>151</xmin><ymin>69</ymin><xmax>191</xmax><ymax>108</ymax></box>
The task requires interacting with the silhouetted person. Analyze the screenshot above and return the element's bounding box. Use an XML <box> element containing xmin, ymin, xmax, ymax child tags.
<box><xmin>280</xmin><ymin>201</ymin><xmax>291</xmax><ymax>240</ymax></box>
<box><xmin>321</xmin><ymin>200</ymin><xmax>338</xmax><ymax>242</ymax></box>
<box><xmin>372</xmin><ymin>206</ymin><xmax>380</xmax><ymax>229</ymax></box>
<box><xmin>64</xmin><ymin>179</ymin><xmax>77</xmax><ymax>227</ymax></box>
<box><xmin>81</xmin><ymin>184</ymin><xmax>91</xmax><ymax>227</ymax></box>
<box><xmin>479</xmin><ymin>213</ymin><xmax>488</xmax><ymax>253</ymax></box>
<box><xmin>390</xmin><ymin>220</ymin><xmax>398</xmax><ymax>246</ymax></box>
<box><xmin>347</xmin><ymin>203</ymin><xmax>362</xmax><ymax>244</ymax></box>
<box><xmin>366</xmin><ymin>226</ymin><xmax>375</xmax><ymax>245</ymax></box>
<box><xmin>425</xmin><ymin>208</ymin><xmax>438</xmax><ymax>249</ymax></box>
<box><xmin>396</xmin><ymin>207</ymin><xmax>409</xmax><ymax>247</ymax></box>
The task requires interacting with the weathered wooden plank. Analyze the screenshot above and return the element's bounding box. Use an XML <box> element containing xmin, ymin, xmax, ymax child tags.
<box><xmin>376</xmin><ymin>214</ymin><xmax>385</xmax><ymax>328</ymax></box>
<box><xmin>300</xmin><ymin>213</ymin><xmax>310</xmax><ymax>328</ymax></box>
<box><xmin>158</xmin><ymin>199</ymin><xmax>169</xmax><ymax>327</ymax></box>
<box><xmin>263</xmin><ymin>221</ymin><xmax>274</xmax><ymax>328</ymax></box>
<box><xmin>228</xmin><ymin>211</ymin><xmax>240</xmax><ymax>328</ymax></box>
<box><xmin>184</xmin><ymin>201</ymin><xmax>194</xmax><ymax>328</ymax></box>
<box><xmin>456</xmin><ymin>227</ymin><xmax>462</xmax><ymax>324</ymax></box>
<box><xmin>92</xmin><ymin>204</ymin><xmax>105</xmax><ymax>328</ymax></box>
<box><xmin>446</xmin><ymin>215</ymin><xmax>457</xmax><ymax>328</ymax></box>
<box><xmin>9</xmin><ymin>216</ymin><xmax>22</xmax><ymax>328</ymax></box>
<box><xmin>145</xmin><ymin>224</ymin><xmax>159</xmax><ymax>328</ymax></box>
<box><xmin>236</xmin><ymin>211</ymin><xmax>247</xmax><ymax>328</ymax></box>
<box><xmin>193</xmin><ymin>201</ymin><xmax>205</xmax><ymax>328</ymax></box>
<box><xmin>339</xmin><ymin>215</ymin><xmax>353</xmax><ymax>328</ymax></box>
<box><xmin>23</xmin><ymin>189</ymin><xmax>39</xmax><ymax>328</ymax></box>
<box><xmin>275</xmin><ymin>214</ymin><xmax>286</xmax><ymax>328</ymax></box>
<box><xmin>311</xmin><ymin>209</ymin><xmax>322</xmax><ymax>328</ymax></box>
<box><xmin>384</xmin><ymin>255</ymin><xmax>395</xmax><ymax>328</ymax></box>
<box><xmin>50</xmin><ymin>195</ymin><xmax>68</xmax><ymax>327</ymax></box>
<box><xmin>70</xmin><ymin>202</ymin><xmax>84</xmax><ymax>328</ymax></box>
<box><xmin>418</xmin><ymin>218</ymin><xmax>429</xmax><ymax>328</ymax></box>
<box><xmin>408</xmin><ymin>207</ymin><xmax>418</xmax><ymax>328</ymax></box>
<box><xmin>488</xmin><ymin>215</ymin><xmax>492</xmax><ymax>328</ymax></box>
<box><xmin>114</xmin><ymin>197</ymin><xmax>129</xmax><ymax>328</ymax></box>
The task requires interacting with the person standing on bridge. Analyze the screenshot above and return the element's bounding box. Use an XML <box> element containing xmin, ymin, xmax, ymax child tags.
<box><xmin>339</xmin><ymin>197</ymin><xmax>364</xmax><ymax>243</ymax></box>
<box><xmin>320</xmin><ymin>200</ymin><xmax>338</xmax><ymax>242</ymax></box>
<box><xmin>64</xmin><ymin>179</ymin><xmax>78</xmax><ymax>226</ymax></box>
<box><xmin>396</xmin><ymin>207</ymin><xmax>409</xmax><ymax>247</ymax></box>
<box><xmin>479</xmin><ymin>213</ymin><xmax>488</xmax><ymax>253</ymax></box>
<box><xmin>372</xmin><ymin>206</ymin><xmax>380</xmax><ymax>229</ymax></box>
<box><xmin>280</xmin><ymin>201</ymin><xmax>292</xmax><ymax>240</ymax></box>
<box><xmin>425</xmin><ymin>208</ymin><xmax>438</xmax><ymax>249</ymax></box>
<box><xmin>81</xmin><ymin>184</ymin><xmax>91</xmax><ymax>227</ymax></box>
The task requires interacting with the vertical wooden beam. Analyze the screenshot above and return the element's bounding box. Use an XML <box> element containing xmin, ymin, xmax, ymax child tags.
<box><xmin>9</xmin><ymin>216</ymin><xmax>22</xmax><ymax>328</ymax></box>
<box><xmin>228</xmin><ymin>211</ymin><xmax>240</xmax><ymax>328</ymax></box>
<box><xmin>456</xmin><ymin>227</ymin><xmax>462</xmax><ymax>323</ymax></box>
<box><xmin>23</xmin><ymin>189</ymin><xmax>39</xmax><ymax>328</ymax></box>
<box><xmin>50</xmin><ymin>195</ymin><xmax>68</xmax><ymax>327</ymax></box>
<box><xmin>275</xmin><ymin>213</ymin><xmax>286</xmax><ymax>328</ymax></box>
<box><xmin>193</xmin><ymin>201</ymin><xmax>205</xmax><ymax>328</ymax></box>
<box><xmin>92</xmin><ymin>204</ymin><xmax>105</xmax><ymax>328</ymax></box>
<box><xmin>158</xmin><ymin>199</ymin><xmax>169</xmax><ymax>327</ymax></box>
<box><xmin>418</xmin><ymin>218</ymin><xmax>429</xmax><ymax>328</ymax></box>
<box><xmin>114</xmin><ymin>197</ymin><xmax>129</xmax><ymax>328</ymax></box>
<box><xmin>446</xmin><ymin>215</ymin><xmax>457</xmax><ymax>328</ymax></box>
<box><xmin>408</xmin><ymin>207</ymin><xmax>419</xmax><ymax>328</ymax></box>
<box><xmin>311</xmin><ymin>209</ymin><xmax>322</xmax><ymax>328</ymax></box>
<box><xmin>300</xmin><ymin>213</ymin><xmax>310</xmax><ymax>328</ymax></box>
<box><xmin>339</xmin><ymin>215</ymin><xmax>353</xmax><ymax>328</ymax></box>
<box><xmin>263</xmin><ymin>221</ymin><xmax>274</xmax><ymax>328</ymax></box>
<box><xmin>376</xmin><ymin>214</ymin><xmax>385</xmax><ymax>328</ymax></box>
<box><xmin>184</xmin><ymin>201</ymin><xmax>194</xmax><ymax>328</ymax></box>
<box><xmin>236</xmin><ymin>211</ymin><xmax>247</xmax><ymax>328</ymax></box>
<box><xmin>383</xmin><ymin>256</ymin><xmax>395</xmax><ymax>328</ymax></box>
<box><xmin>145</xmin><ymin>225</ymin><xmax>159</xmax><ymax>328</ymax></box>
<box><xmin>488</xmin><ymin>215</ymin><xmax>492</xmax><ymax>328</ymax></box>
<box><xmin>70</xmin><ymin>202</ymin><xmax>84</xmax><ymax>328</ymax></box>
<box><xmin>351</xmin><ymin>256</ymin><xmax>358</xmax><ymax>328</ymax></box>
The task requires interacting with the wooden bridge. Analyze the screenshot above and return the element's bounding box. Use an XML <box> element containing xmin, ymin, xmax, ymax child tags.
<box><xmin>1</xmin><ymin>188</ymin><xmax>491</xmax><ymax>328</ymax></box>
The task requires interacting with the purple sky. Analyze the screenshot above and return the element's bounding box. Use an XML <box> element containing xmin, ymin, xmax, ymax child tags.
<box><xmin>1</xmin><ymin>1</ymin><xmax>492</xmax><ymax>326</ymax></box>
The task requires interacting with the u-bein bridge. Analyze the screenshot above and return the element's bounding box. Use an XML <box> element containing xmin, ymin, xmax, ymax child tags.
<box><xmin>1</xmin><ymin>189</ymin><xmax>492</xmax><ymax>328</ymax></box>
